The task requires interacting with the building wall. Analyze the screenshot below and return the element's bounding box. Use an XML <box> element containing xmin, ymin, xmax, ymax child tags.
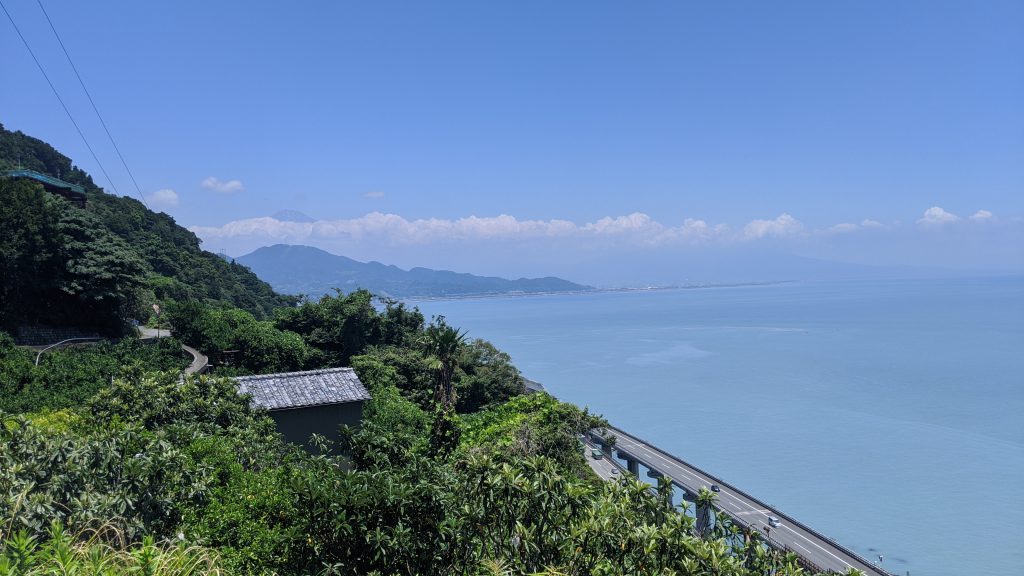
<box><xmin>268</xmin><ymin>401</ymin><xmax>364</xmax><ymax>451</ymax></box>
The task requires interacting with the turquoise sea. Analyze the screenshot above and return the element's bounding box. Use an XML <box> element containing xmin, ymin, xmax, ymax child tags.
<box><xmin>412</xmin><ymin>277</ymin><xmax>1024</xmax><ymax>576</ymax></box>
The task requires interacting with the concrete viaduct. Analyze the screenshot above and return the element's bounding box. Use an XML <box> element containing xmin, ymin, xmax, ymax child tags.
<box><xmin>588</xmin><ymin>427</ymin><xmax>892</xmax><ymax>576</ymax></box>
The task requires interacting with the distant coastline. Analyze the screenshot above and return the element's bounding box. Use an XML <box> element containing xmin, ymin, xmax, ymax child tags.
<box><xmin>403</xmin><ymin>280</ymin><xmax>795</xmax><ymax>303</ymax></box>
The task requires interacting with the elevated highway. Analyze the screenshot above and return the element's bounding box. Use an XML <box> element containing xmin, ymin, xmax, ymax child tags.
<box><xmin>591</xmin><ymin>427</ymin><xmax>890</xmax><ymax>575</ymax></box>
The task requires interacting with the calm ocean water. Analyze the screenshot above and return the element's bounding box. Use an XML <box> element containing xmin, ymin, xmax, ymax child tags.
<box><xmin>411</xmin><ymin>277</ymin><xmax>1024</xmax><ymax>576</ymax></box>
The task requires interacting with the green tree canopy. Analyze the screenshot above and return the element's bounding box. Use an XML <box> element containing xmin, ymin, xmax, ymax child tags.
<box><xmin>0</xmin><ymin>179</ymin><xmax>64</xmax><ymax>328</ymax></box>
<box><xmin>0</xmin><ymin>178</ymin><xmax>145</xmax><ymax>333</ymax></box>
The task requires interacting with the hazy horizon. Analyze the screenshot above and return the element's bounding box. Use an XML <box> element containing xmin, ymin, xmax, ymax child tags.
<box><xmin>231</xmin><ymin>240</ymin><xmax>1019</xmax><ymax>289</ymax></box>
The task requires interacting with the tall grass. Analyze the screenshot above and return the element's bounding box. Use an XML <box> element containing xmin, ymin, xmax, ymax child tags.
<box><xmin>0</xmin><ymin>522</ymin><xmax>222</xmax><ymax>575</ymax></box>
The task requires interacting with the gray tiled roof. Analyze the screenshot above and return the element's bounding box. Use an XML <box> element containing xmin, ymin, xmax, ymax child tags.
<box><xmin>235</xmin><ymin>367</ymin><xmax>371</xmax><ymax>411</ymax></box>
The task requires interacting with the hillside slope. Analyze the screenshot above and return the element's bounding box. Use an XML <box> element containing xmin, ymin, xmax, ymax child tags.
<box><xmin>0</xmin><ymin>123</ymin><xmax>292</xmax><ymax>331</ymax></box>
<box><xmin>237</xmin><ymin>244</ymin><xmax>591</xmax><ymax>298</ymax></box>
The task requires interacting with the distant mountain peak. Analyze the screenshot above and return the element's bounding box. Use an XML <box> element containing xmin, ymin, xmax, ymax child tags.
<box><xmin>271</xmin><ymin>210</ymin><xmax>315</xmax><ymax>223</ymax></box>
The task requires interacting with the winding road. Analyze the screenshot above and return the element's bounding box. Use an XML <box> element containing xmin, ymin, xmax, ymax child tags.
<box><xmin>137</xmin><ymin>327</ymin><xmax>207</xmax><ymax>374</ymax></box>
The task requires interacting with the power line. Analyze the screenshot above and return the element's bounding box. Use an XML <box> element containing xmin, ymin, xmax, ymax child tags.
<box><xmin>35</xmin><ymin>0</ymin><xmax>150</xmax><ymax>209</ymax></box>
<box><xmin>0</xmin><ymin>0</ymin><xmax>129</xmax><ymax>204</ymax></box>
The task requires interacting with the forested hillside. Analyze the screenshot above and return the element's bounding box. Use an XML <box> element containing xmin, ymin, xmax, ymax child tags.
<box><xmin>0</xmin><ymin>123</ymin><xmax>291</xmax><ymax>333</ymax></box>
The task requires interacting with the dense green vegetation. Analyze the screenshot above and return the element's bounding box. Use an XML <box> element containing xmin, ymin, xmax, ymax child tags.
<box><xmin>163</xmin><ymin>301</ymin><xmax>316</xmax><ymax>375</ymax></box>
<box><xmin>1</xmin><ymin>123</ymin><xmax>292</xmax><ymax>335</ymax></box>
<box><xmin>0</xmin><ymin>333</ymin><xmax>187</xmax><ymax>413</ymax></box>
<box><xmin>0</xmin><ymin>294</ymin><xmax>842</xmax><ymax>575</ymax></box>
<box><xmin>162</xmin><ymin>288</ymin><xmax>527</xmax><ymax>413</ymax></box>
<box><xmin>0</xmin><ymin>178</ymin><xmax>146</xmax><ymax>333</ymax></box>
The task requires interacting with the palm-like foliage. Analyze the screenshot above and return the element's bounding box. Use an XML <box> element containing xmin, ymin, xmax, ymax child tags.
<box><xmin>656</xmin><ymin>475</ymin><xmax>675</xmax><ymax>518</ymax></box>
<box><xmin>695</xmin><ymin>486</ymin><xmax>718</xmax><ymax>538</ymax></box>
<box><xmin>422</xmin><ymin>316</ymin><xmax>468</xmax><ymax>409</ymax></box>
<box><xmin>422</xmin><ymin>317</ymin><xmax>468</xmax><ymax>457</ymax></box>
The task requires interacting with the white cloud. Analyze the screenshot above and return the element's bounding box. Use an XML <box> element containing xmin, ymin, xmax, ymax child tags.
<box><xmin>191</xmin><ymin>211</ymin><xmax>796</xmax><ymax>249</ymax></box>
<box><xmin>201</xmin><ymin>177</ymin><xmax>245</xmax><ymax>194</ymax></box>
<box><xmin>147</xmin><ymin>188</ymin><xmax>179</xmax><ymax>209</ymax></box>
<box><xmin>826</xmin><ymin>223</ymin><xmax>859</xmax><ymax>234</ymax></box>
<box><xmin>817</xmin><ymin>218</ymin><xmax>892</xmax><ymax>236</ymax></box>
<box><xmin>584</xmin><ymin>213</ymin><xmax>663</xmax><ymax>235</ymax></box>
<box><xmin>681</xmin><ymin>218</ymin><xmax>709</xmax><ymax>233</ymax></box>
<box><xmin>743</xmin><ymin>213</ymin><xmax>803</xmax><ymax>239</ymax></box>
<box><xmin>917</xmin><ymin>206</ymin><xmax>959</xmax><ymax>225</ymax></box>
<box><xmin>670</xmin><ymin>218</ymin><xmax>729</xmax><ymax>241</ymax></box>
<box><xmin>970</xmin><ymin>209</ymin><xmax>993</xmax><ymax>221</ymax></box>
<box><xmin>364</xmin><ymin>191</ymin><xmax>385</xmax><ymax>199</ymax></box>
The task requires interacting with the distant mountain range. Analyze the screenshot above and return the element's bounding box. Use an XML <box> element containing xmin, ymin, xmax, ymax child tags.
<box><xmin>236</xmin><ymin>244</ymin><xmax>592</xmax><ymax>298</ymax></box>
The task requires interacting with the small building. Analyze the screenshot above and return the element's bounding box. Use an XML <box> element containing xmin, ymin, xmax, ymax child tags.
<box><xmin>235</xmin><ymin>367</ymin><xmax>371</xmax><ymax>449</ymax></box>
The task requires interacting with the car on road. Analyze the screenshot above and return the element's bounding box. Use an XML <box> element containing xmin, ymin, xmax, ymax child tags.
<box><xmin>591</xmin><ymin>448</ymin><xmax>603</xmax><ymax>460</ymax></box>
<box><xmin>610</xmin><ymin>468</ymin><xmax>619</xmax><ymax>475</ymax></box>
<box><xmin>710</xmin><ymin>484</ymin><xmax>720</xmax><ymax>492</ymax></box>
<box><xmin>767</xmin><ymin>516</ymin><xmax>782</xmax><ymax>528</ymax></box>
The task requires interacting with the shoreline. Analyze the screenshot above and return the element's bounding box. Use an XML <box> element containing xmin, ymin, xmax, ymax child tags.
<box><xmin>403</xmin><ymin>280</ymin><xmax>794</xmax><ymax>303</ymax></box>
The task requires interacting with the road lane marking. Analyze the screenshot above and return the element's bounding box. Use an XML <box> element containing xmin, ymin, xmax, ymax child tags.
<box><xmin>778</xmin><ymin>525</ymin><xmax>854</xmax><ymax>569</ymax></box>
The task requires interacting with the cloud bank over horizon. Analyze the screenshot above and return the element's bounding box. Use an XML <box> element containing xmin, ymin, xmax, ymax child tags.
<box><xmin>191</xmin><ymin>206</ymin><xmax>1009</xmax><ymax>246</ymax></box>
<box><xmin>190</xmin><ymin>206</ymin><xmax>1022</xmax><ymax>285</ymax></box>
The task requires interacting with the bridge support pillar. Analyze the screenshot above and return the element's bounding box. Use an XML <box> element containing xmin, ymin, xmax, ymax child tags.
<box><xmin>626</xmin><ymin>458</ymin><xmax>639</xmax><ymax>476</ymax></box>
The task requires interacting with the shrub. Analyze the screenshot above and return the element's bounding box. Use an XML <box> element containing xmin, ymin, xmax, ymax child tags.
<box><xmin>0</xmin><ymin>522</ymin><xmax>223</xmax><ymax>575</ymax></box>
<box><xmin>0</xmin><ymin>336</ymin><xmax>188</xmax><ymax>414</ymax></box>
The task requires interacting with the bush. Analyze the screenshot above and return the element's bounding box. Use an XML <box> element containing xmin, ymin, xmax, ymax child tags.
<box><xmin>0</xmin><ymin>335</ymin><xmax>188</xmax><ymax>414</ymax></box>
<box><xmin>165</xmin><ymin>303</ymin><xmax>313</xmax><ymax>374</ymax></box>
<box><xmin>274</xmin><ymin>290</ymin><xmax>424</xmax><ymax>366</ymax></box>
<box><xmin>460</xmin><ymin>393</ymin><xmax>607</xmax><ymax>477</ymax></box>
<box><xmin>455</xmin><ymin>339</ymin><xmax>525</xmax><ymax>413</ymax></box>
<box><xmin>0</xmin><ymin>412</ymin><xmax>207</xmax><ymax>540</ymax></box>
<box><xmin>87</xmin><ymin>370</ymin><xmax>275</xmax><ymax>438</ymax></box>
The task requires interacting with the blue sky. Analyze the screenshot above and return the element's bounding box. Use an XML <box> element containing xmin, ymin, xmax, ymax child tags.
<box><xmin>2</xmin><ymin>1</ymin><xmax>1021</xmax><ymax>284</ymax></box>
